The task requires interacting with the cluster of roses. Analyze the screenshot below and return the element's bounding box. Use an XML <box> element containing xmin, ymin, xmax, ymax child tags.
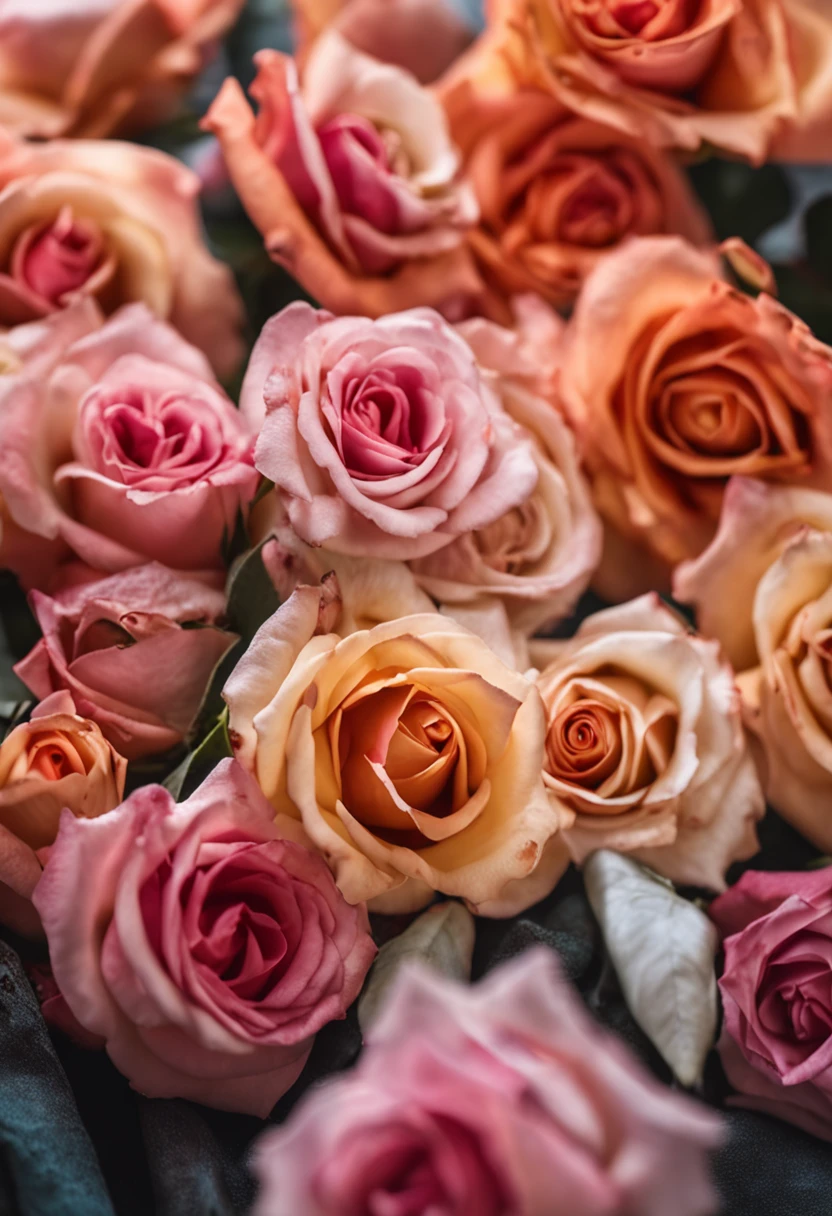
<box><xmin>0</xmin><ymin>0</ymin><xmax>832</xmax><ymax>1212</ymax></box>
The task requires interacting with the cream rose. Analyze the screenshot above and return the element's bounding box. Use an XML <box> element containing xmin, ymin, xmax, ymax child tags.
<box><xmin>223</xmin><ymin>582</ymin><xmax>568</xmax><ymax>916</ymax></box>
<box><xmin>533</xmin><ymin>594</ymin><xmax>763</xmax><ymax>889</ymax></box>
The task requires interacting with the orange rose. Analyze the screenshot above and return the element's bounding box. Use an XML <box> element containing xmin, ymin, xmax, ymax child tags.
<box><xmin>463</xmin><ymin>0</ymin><xmax>832</xmax><ymax>163</ymax></box>
<box><xmin>0</xmin><ymin>0</ymin><xmax>244</xmax><ymax>139</ymax></box>
<box><xmin>0</xmin><ymin>690</ymin><xmax>126</xmax><ymax>936</ymax></box>
<box><xmin>445</xmin><ymin>84</ymin><xmax>711</xmax><ymax>310</ymax></box>
<box><xmin>559</xmin><ymin>236</ymin><xmax>832</xmax><ymax>598</ymax></box>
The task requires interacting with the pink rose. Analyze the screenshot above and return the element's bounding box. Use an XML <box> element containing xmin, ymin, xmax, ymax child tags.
<box><xmin>0</xmin><ymin>133</ymin><xmax>243</xmax><ymax>377</ymax></box>
<box><xmin>33</xmin><ymin>759</ymin><xmax>376</xmax><ymax>1116</ymax></box>
<box><xmin>242</xmin><ymin>302</ymin><xmax>538</xmax><ymax>561</ymax></box>
<box><xmin>711</xmin><ymin>867</ymin><xmax>832</xmax><ymax>1142</ymax></box>
<box><xmin>254</xmin><ymin>948</ymin><xmax>722</xmax><ymax>1215</ymax></box>
<box><xmin>203</xmin><ymin>30</ymin><xmax>486</xmax><ymax>319</ymax></box>
<box><xmin>14</xmin><ymin>564</ymin><xmax>235</xmax><ymax>761</ymax></box>
<box><xmin>0</xmin><ymin>0</ymin><xmax>245</xmax><ymax>139</ymax></box>
<box><xmin>0</xmin><ymin>304</ymin><xmax>257</xmax><ymax>586</ymax></box>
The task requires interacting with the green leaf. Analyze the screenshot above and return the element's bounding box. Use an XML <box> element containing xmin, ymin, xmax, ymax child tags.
<box><xmin>163</xmin><ymin>713</ymin><xmax>233</xmax><ymax>802</ymax></box>
<box><xmin>225</xmin><ymin>536</ymin><xmax>281</xmax><ymax>648</ymax></box>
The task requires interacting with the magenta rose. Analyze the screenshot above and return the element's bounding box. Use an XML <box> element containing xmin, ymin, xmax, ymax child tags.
<box><xmin>242</xmin><ymin>302</ymin><xmax>538</xmax><ymax>559</ymax></box>
<box><xmin>253</xmin><ymin>948</ymin><xmax>722</xmax><ymax>1215</ymax></box>
<box><xmin>14</xmin><ymin>564</ymin><xmax>235</xmax><ymax>761</ymax></box>
<box><xmin>33</xmin><ymin>759</ymin><xmax>376</xmax><ymax>1116</ymax></box>
<box><xmin>0</xmin><ymin>303</ymin><xmax>257</xmax><ymax>585</ymax></box>
<box><xmin>711</xmin><ymin>867</ymin><xmax>832</xmax><ymax>1142</ymax></box>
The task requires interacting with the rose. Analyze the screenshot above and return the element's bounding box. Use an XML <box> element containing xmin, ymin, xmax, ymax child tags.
<box><xmin>223</xmin><ymin>582</ymin><xmax>567</xmax><ymax>915</ymax></box>
<box><xmin>0</xmin><ymin>304</ymin><xmax>257</xmax><ymax>585</ymax></box>
<box><xmin>710</xmin><ymin>867</ymin><xmax>832</xmax><ymax>1142</ymax></box>
<box><xmin>203</xmin><ymin>29</ymin><xmax>486</xmax><ymax>319</ymax></box>
<box><xmin>477</xmin><ymin>0</ymin><xmax>832</xmax><ymax>163</ymax></box>
<box><xmin>0</xmin><ymin>0</ymin><xmax>245</xmax><ymax>140</ymax></box>
<box><xmin>411</xmin><ymin>297</ymin><xmax>602</xmax><ymax>650</ymax></box>
<box><xmin>0</xmin><ymin>690</ymin><xmax>126</xmax><ymax>937</ymax></box>
<box><xmin>33</xmin><ymin>758</ymin><xmax>376</xmax><ymax>1116</ymax></box>
<box><xmin>444</xmin><ymin>86</ymin><xmax>712</xmax><ymax>310</ymax></box>
<box><xmin>533</xmin><ymin>594</ymin><xmax>763</xmax><ymax>889</ymax></box>
<box><xmin>0</xmin><ymin>133</ymin><xmax>243</xmax><ymax>377</ymax></box>
<box><xmin>289</xmin><ymin>0</ymin><xmax>474</xmax><ymax>84</ymax></box>
<box><xmin>241</xmin><ymin>301</ymin><xmax>539</xmax><ymax>562</ymax></box>
<box><xmin>14</xmin><ymin>564</ymin><xmax>236</xmax><ymax>761</ymax></box>
<box><xmin>558</xmin><ymin>236</ymin><xmax>832</xmax><ymax>597</ymax></box>
<box><xmin>253</xmin><ymin>947</ymin><xmax>723</xmax><ymax>1216</ymax></box>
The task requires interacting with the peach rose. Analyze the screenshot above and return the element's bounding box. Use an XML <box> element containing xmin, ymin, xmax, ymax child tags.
<box><xmin>558</xmin><ymin>236</ymin><xmax>832</xmax><ymax>597</ymax></box>
<box><xmin>289</xmin><ymin>0</ymin><xmax>474</xmax><ymax>84</ymax></box>
<box><xmin>15</xmin><ymin>564</ymin><xmax>236</xmax><ymax>761</ymax></box>
<box><xmin>203</xmin><ymin>29</ymin><xmax>487</xmax><ymax>319</ymax></box>
<box><xmin>0</xmin><ymin>304</ymin><xmax>257</xmax><ymax>585</ymax></box>
<box><xmin>411</xmin><ymin>298</ymin><xmax>602</xmax><ymax>645</ymax></box>
<box><xmin>223</xmin><ymin>582</ymin><xmax>569</xmax><ymax>916</ymax></box>
<box><xmin>0</xmin><ymin>689</ymin><xmax>126</xmax><ymax>937</ymax></box>
<box><xmin>0</xmin><ymin>0</ymin><xmax>244</xmax><ymax>140</ymax></box>
<box><xmin>0</xmin><ymin>133</ymin><xmax>242</xmax><ymax>378</ymax></box>
<box><xmin>444</xmin><ymin>86</ymin><xmax>712</xmax><ymax>310</ymax></box>
<box><xmin>472</xmin><ymin>0</ymin><xmax>832</xmax><ymax>163</ymax></box>
<box><xmin>242</xmin><ymin>302</ymin><xmax>538</xmax><ymax>562</ymax></box>
<box><xmin>533</xmin><ymin>595</ymin><xmax>764</xmax><ymax>889</ymax></box>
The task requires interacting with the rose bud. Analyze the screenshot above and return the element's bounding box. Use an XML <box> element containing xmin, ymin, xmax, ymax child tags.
<box><xmin>469</xmin><ymin>0</ymin><xmax>832</xmax><ymax>163</ymax></box>
<box><xmin>15</xmin><ymin>564</ymin><xmax>236</xmax><ymax>761</ymax></box>
<box><xmin>711</xmin><ymin>867</ymin><xmax>832</xmax><ymax>1143</ymax></box>
<box><xmin>33</xmin><ymin>759</ymin><xmax>376</xmax><ymax>1116</ymax></box>
<box><xmin>0</xmin><ymin>689</ymin><xmax>126</xmax><ymax>937</ymax></box>
<box><xmin>253</xmin><ymin>948</ymin><xmax>723</xmax><ymax>1216</ymax></box>
<box><xmin>558</xmin><ymin>236</ymin><xmax>832</xmax><ymax>599</ymax></box>
<box><xmin>224</xmin><ymin>582</ymin><xmax>568</xmax><ymax>916</ymax></box>
<box><xmin>0</xmin><ymin>304</ymin><xmax>257</xmax><ymax>587</ymax></box>
<box><xmin>0</xmin><ymin>0</ymin><xmax>245</xmax><ymax>140</ymax></box>
<box><xmin>203</xmin><ymin>30</ymin><xmax>486</xmax><ymax>319</ymax></box>
<box><xmin>0</xmin><ymin>133</ymin><xmax>243</xmax><ymax>378</ymax></box>
<box><xmin>533</xmin><ymin>594</ymin><xmax>764</xmax><ymax>890</ymax></box>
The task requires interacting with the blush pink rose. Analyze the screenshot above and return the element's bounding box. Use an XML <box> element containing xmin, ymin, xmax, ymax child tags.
<box><xmin>711</xmin><ymin>867</ymin><xmax>832</xmax><ymax>1142</ymax></box>
<box><xmin>253</xmin><ymin>947</ymin><xmax>722</xmax><ymax>1216</ymax></box>
<box><xmin>243</xmin><ymin>302</ymin><xmax>539</xmax><ymax>561</ymax></box>
<box><xmin>0</xmin><ymin>304</ymin><xmax>257</xmax><ymax>585</ymax></box>
<box><xmin>0</xmin><ymin>133</ymin><xmax>243</xmax><ymax>377</ymax></box>
<box><xmin>203</xmin><ymin>29</ymin><xmax>486</xmax><ymax>320</ymax></box>
<box><xmin>0</xmin><ymin>0</ymin><xmax>245</xmax><ymax>139</ymax></box>
<box><xmin>33</xmin><ymin>758</ymin><xmax>376</xmax><ymax>1116</ymax></box>
<box><xmin>14</xmin><ymin>564</ymin><xmax>236</xmax><ymax>761</ymax></box>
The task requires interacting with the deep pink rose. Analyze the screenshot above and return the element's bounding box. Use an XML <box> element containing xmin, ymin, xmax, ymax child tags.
<box><xmin>711</xmin><ymin>867</ymin><xmax>832</xmax><ymax>1142</ymax></box>
<box><xmin>14</xmin><ymin>564</ymin><xmax>235</xmax><ymax>761</ymax></box>
<box><xmin>243</xmin><ymin>302</ymin><xmax>538</xmax><ymax>560</ymax></box>
<box><xmin>0</xmin><ymin>304</ymin><xmax>257</xmax><ymax>586</ymax></box>
<box><xmin>33</xmin><ymin>759</ymin><xmax>376</xmax><ymax>1116</ymax></box>
<box><xmin>254</xmin><ymin>948</ymin><xmax>722</xmax><ymax>1215</ymax></box>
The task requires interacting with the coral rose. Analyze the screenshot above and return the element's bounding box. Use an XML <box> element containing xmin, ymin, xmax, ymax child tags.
<box><xmin>474</xmin><ymin>0</ymin><xmax>832</xmax><ymax>163</ymax></box>
<box><xmin>33</xmin><ymin>759</ymin><xmax>376</xmax><ymax>1116</ymax></box>
<box><xmin>224</xmin><ymin>582</ymin><xmax>568</xmax><ymax>916</ymax></box>
<box><xmin>242</xmin><ymin>302</ymin><xmax>538</xmax><ymax>561</ymax></box>
<box><xmin>0</xmin><ymin>304</ymin><xmax>257</xmax><ymax>585</ymax></box>
<box><xmin>711</xmin><ymin>867</ymin><xmax>832</xmax><ymax>1142</ymax></box>
<box><xmin>0</xmin><ymin>0</ymin><xmax>244</xmax><ymax>139</ymax></box>
<box><xmin>445</xmin><ymin>86</ymin><xmax>712</xmax><ymax>310</ymax></box>
<box><xmin>533</xmin><ymin>594</ymin><xmax>763</xmax><ymax>889</ymax></box>
<box><xmin>254</xmin><ymin>948</ymin><xmax>723</xmax><ymax>1216</ymax></box>
<box><xmin>0</xmin><ymin>690</ymin><xmax>125</xmax><ymax>937</ymax></box>
<box><xmin>15</xmin><ymin>564</ymin><xmax>236</xmax><ymax>761</ymax></box>
<box><xmin>411</xmin><ymin>298</ymin><xmax>602</xmax><ymax>648</ymax></box>
<box><xmin>203</xmin><ymin>29</ymin><xmax>486</xmax><ymax>319</ymax></box>
<box><xmin>0</xmin><ymin>133</ymin><xmax>243</xmax><ymax>377</ymax></box>
<box><xmin>559</xmin><ymin>236</ymin><xmax>832</xmax><ymax>597</ymax></box>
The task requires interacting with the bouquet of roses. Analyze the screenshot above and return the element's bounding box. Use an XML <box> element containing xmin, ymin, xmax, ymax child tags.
<box><xmin>2</xmin><ymin>0</ymin><xmax>832</xmax><ymax>1212</ymax></box>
